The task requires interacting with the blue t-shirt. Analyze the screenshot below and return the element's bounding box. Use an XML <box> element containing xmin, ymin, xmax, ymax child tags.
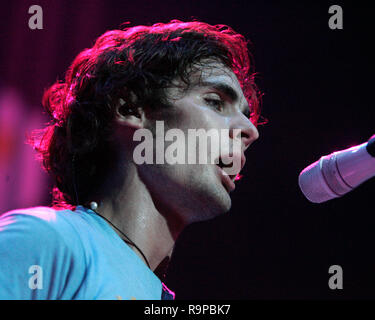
<box><xmin>0</xmin><ymin>205</ymin><xmax>174</xmax><ymax>300</ymax></box>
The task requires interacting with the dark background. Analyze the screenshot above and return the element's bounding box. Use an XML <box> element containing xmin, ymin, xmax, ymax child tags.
<box><xmin>0</xmin><ymin>0</ymin><xmax>374</xmax><ymax>299</ymax></box>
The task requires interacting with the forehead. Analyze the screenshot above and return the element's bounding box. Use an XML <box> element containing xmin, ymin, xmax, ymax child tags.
<box><xmin>189</xmin><ymin>60</ymin><xmax>244</xmax><ymax>94</ymax></box>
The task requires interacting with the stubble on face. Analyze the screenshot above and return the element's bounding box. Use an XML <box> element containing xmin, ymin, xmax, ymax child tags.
<box><xmin>138</xmin><ymin>60</ymin><xmax>247</xmax><ymax>224</ymax></box>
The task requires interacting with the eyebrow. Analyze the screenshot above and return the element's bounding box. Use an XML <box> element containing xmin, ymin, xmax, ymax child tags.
<box><xmin>198</xmin><ymin>80</ymin><xmax>250</xmax><ymax>115</ymax></box>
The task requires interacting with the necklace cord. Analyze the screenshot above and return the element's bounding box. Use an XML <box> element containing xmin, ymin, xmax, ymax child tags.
<box><xmin>89</xmin><ymin>207</ymin><xmax>151</xmax><ymax>269</ymax></box>
<box><xmin>72</xmin><ymin>155</ymin><xmax>150</xmax><ymax>269</ymax></box>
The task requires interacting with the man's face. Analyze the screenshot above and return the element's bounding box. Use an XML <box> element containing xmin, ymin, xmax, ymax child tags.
<box><xmin>138</xmin><ymin>60</ymin><xmax>259</xmax><ymax>225</ymax></box>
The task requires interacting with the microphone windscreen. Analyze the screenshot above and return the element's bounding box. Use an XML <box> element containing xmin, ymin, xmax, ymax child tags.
<box><xmin>298</xmin><ymin>158</ymin><xmax>339</xmax><ymax>203</ymax></box>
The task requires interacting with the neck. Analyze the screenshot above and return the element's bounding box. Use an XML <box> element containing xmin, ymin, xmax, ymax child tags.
<box><xmin>93</xmin><ymin>161</ymin><xmax>185</xmax><ymax>272</ymax></box>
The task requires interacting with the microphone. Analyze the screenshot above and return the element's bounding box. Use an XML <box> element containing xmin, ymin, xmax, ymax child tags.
<box><xmin>298</xmin><ymin>134</ymin><xmax>375</xmax><ymax>203</ymax></box>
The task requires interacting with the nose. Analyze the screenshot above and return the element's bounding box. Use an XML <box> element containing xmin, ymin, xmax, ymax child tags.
<box><xmin>230</xmin><ymin>113</ymin><xmax>259</xmax><ymax>151</ymax></box>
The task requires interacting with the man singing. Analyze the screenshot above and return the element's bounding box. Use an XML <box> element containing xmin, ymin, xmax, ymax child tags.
<box><xmin>0</xmin><ymin>20</ymin><xmax>260</xmax><ymax>299</ymax></box>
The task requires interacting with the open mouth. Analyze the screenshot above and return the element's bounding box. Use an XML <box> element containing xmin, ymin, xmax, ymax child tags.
<box><xmin>216</xmin><ymin>157</ymin><xmax>237</xmax><ymax>182</ymax></box>
<box><xmin>214</xmin><ymin>153</ymin><xmax>246</xmax><ymax>192</ymax></box>
<box><xmin>215</xmin><ymin>157</ymin><xmax>240</xmax><ymax>193</ymax></box>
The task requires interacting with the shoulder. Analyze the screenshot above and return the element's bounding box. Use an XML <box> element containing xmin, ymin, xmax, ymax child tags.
<box><xmin>0</xmin><ymin>206</ymin><xmax>88</xmax><ymax>299</ymax></box>
<box><xmin>0</xmin><ymin>206</ymin><xmax>87</xmax><ymax>256</ymax></box>
<box><xmin>1</xmin><ymin>206</ymin><xmax>77</xmax><ymax>234</ymax></box>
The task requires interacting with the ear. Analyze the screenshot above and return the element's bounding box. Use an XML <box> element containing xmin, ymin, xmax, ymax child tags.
<box><xmin>115</xmin><ymin>98</ymin><xmax>145</xmax><ymax>130</ymax></box>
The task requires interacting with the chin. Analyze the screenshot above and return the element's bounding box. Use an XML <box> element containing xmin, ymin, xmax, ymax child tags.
<box><xmin>212</xmin><ymin>191</ymin><xmax>232</xmax><ymax>216</ymax></box>
<box><xmin>189</xmin><ymin>183</ymin><xmax>232</xmax><ymax>223</ymax></box>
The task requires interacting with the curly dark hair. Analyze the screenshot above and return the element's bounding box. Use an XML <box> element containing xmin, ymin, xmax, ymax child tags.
<box><xmin>29</xmin><ymin>19</ymin><xmax>263</xmax><ymax>209</ymax></box>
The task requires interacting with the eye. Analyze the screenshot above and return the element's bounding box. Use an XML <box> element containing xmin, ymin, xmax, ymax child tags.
<box><xmin>204</xmin><ymin>97</ymin><xmax>224</xmax><ymax>112</ymax></box>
